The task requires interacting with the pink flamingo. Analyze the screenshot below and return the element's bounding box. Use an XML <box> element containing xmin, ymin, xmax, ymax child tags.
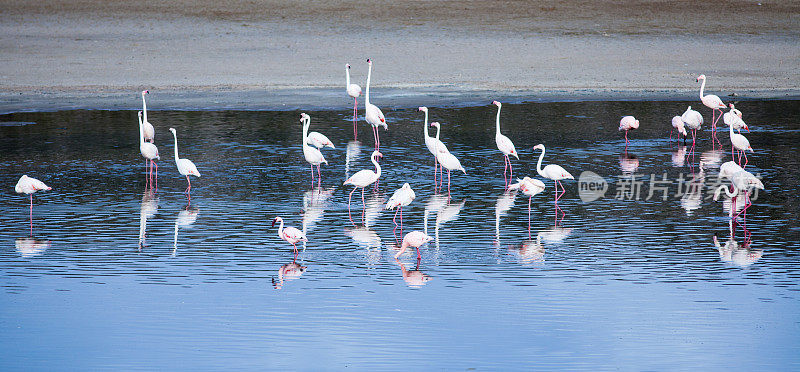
<box><xmin>300</xmin><ymin>113</ymin><xmax>328</xmax><ymax>187</ymax></box>
<box><xmin>345</xmin><ymin>63</ymin><xmax>362</xmax><ymax>140</ymax></box>
<box><xmin>493</xmin><ymin>101</ymin><xmax>519</xmax><ymax>189</ymax></box>
<box><xmin>697</xmin><ymin>74</ymin><xmax>726</xmax><ymax>145</ymax></box>
<box><xmin>509</xmin><ymin>176</ymin><xmax>546</xmax><ymax>237</ymax></box>
<box><xmin>364</xmin><ymin>59</ymin><xmax>387</xmax><ymax>150</ymax></box>
<box><xmin>140</xmin><ymin>90</ymin><xmax>155</xmax><ymax>143</ymax></box>
<box><xmin>533</xmin><ymin>144</ymin><xmax>574</xmax><ymax>221</ymax></box>
<box><xmin>272</xmin><ymin>216</ymin><xmax>308</xmax><ymax>257</ymax></box>
<box><xmin>728</xmin><ymin>117</ymin><xmax>753</xmax><ymax>167</ymax></box>
<box><xmin>619</xmin><ymin>116</ymin><xmax>639</xmax><ymax>151</ymax></box>
<box><xmin>671</xmin><ymin>116</ymin><xmax>687</xmax><ymax>144</ymax></box>
<box><xmin>15</xmin><ymin>175</ymin><xmax>51</xmax><ymax>235</ymax></box>
<box><xmin>343</xmin><ymin>150</ymin><xmax>382</xmax><ymax>223</ymax></box>
<box><xmin>168</xmin><ymin>128</ymin><xmax>201</xmax><ymax>202</ymax></box>
<box><xmin>420</xmin><ymin>107</ymin><xmax>448</xmax><ymax>190</ymax></box>
<box><xmin>386</xmin><ymin>183</ymin><xmax>416</xmax><ymax>236</ymax></box>
<box><xmin>394</xmin><ymin>230</ymin><xmax>433</xmax><ymax>260</ymax></box>
<box><xmin>723</xmin><ymin>104</ymin><xmax>749</xmax><ymax>133</ymax></box>
<box><xmin>138</xmin><ymin>111</ymin><xmax>159</xmax><ymax>190</ymax></box>
<box><xmin>434</xmin><ymin>145</ymin><xmax>466</xmax><ymax>198</ymax></box>
<box><xmin>430</xmin><ymin>122</ymin><xmax>449</xmax><ymax>191</ymax></box>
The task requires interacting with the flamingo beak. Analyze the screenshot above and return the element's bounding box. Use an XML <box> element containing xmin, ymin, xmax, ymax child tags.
<box><xmin>271</xmin><ymin>219</ymin><xmax>277</xmax><ymax>227</ymax></box>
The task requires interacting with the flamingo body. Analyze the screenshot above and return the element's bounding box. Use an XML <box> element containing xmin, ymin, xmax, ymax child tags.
<box><xmin>386</xmin><ymin>183</ymin><xmax>416</xmax><ymax>210</ymax></box>
<box><xmin>672</xmin><ymin>116</ymin><xmax>687</xmax><ymax>137</ymax></box>
<box><xmin>306</xmin><ymin>131</ymin><xmax>336</xmax><ymax>149</ymax></box>
<box><xmin>394</xmin><ymin>230</ymin><xmax>433</xmax><ymax>259</ymax></box>
<box><xmin>681</xmin><ymin>106</ymin><xmax>703</xmax><ymax>130</ymax></box>
<box><xmin>272</xmin><ymin>216</ymin><xmax>307</xmax><ymax>254</ymax></box>
<box><xmin>15</xmin><ymin>175</ymin><xmax>51</xmax><ymax>195</ymax></box>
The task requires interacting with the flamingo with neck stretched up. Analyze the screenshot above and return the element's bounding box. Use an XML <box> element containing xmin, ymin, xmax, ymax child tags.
<box><xmin>140</xmin><ymin>90</ymin><xmax>155</xmax><ymax>143</ymax></box>
<box><xmin>420</xmin><ymin>107</ymin><xmax>448</xmax><ymax>190</ymax></box>
<box><xmin>343</xmin><ymin>150</ymin><xmax>382</xmax><ymax>223</ymax></box>
<box><xmin>300</xmin><ymin>113</ymin><xmax>328</xmax><ymax>187</ymax></box>
<box><xmin>138</xmin><ymin>111</ymin><xmax>159</xmax><ymax>190</ymax></box>
<box><xmin>697</xmin><ymin>74</ymin><xmax>726</xmax><ymax>144</ymax></box>
<box><xmin>272</xmin><ymin>216</ymin><xmax>307</xmax><ymax>256</ymax></box>
<box><xmin>168</xmin><ymin>128</ymin><xmax>201</xmax><ymax>202</ymax></box>
<box><xmin>346</xmin><ymin>63</ymin><xmax>362</xmax><ymax>140</ymax></box>
<box><xmin>533</xmin><ymin>144</ymin><xmax>574</xmax><ymax>221</ymax></box>
<box><xmin>728</xmin><ymin>117</ymin><xmax>753</xmax><ymax>167</ymax></box>
<box><xmin>492</xmin><ymin>101</ymin><xmax>519</xmax><ymax>189</ymax></box>
<box><xmin>364</xmin><ymin>59</ymin><xmax>387</xmax><ymax>150</ymax></box>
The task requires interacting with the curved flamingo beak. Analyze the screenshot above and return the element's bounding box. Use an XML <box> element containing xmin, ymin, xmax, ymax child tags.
<box><xmin>271</xmin><ymin>218</ymin><xmax>277</xmax><ymax>227</ymax></box>
<box><xmin>144</xmin><ymin>90</ymin><xmax>149</xmax><ymax>94</ymax></box>
<box><xmin>366</xmin><ymin>58</ymin><xmax>371</xmax><ymax>63</ymax></box>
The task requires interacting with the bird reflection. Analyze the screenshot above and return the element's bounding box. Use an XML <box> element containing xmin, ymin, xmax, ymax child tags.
<box><xmin>363</xmin><ymin>192</ymin><xmax>385</xmax><ymax>228</ymax></box>
<box><xmin>138</xmin><ymin>190</ymin><xmax>159</xmax><ymax>250</ymax></box>
<box><xmin>345</xmin><ymin>140</ymin><xmax>361</xmax><ymax>178</ymax></box>
<box><xmin>435</xmin><ymin>199</ymin><xmax>466</xmax><ymax>248</ymax></box>
<box><xmin>394</xmin><ymin>259</ymin><xmax>431</xmax><ymax>288</ymax></box>
<box><xmin>172</xmin><ymin>207</ymin><xmax>199</xmax><ymax>256</ymax></box>
<box><xmin>509</xmin><ymin>235</ymin><xmax>545</xmax><ymax>265</ymax></box>
<box><xmin>619</xmin><ymin>153</ymin><xmax>639</xmax><ymax>174</ymax></box>
<box><xmin>272</xmin><ymin>261</ymin><xmax>307</xmax><ymax>289</ymax></box>
<box><xmin>713</xmin><ymin>234</ymin><xmax>761</xmax><ymax>268</ymax></box>
<box><xmin>345</xmin><ymin>226</ymin><xmax>382</xmax><ymax>266</ymax></box>
<box><xmin>680</xmin><ymin>163</ymin><xmax>705</xmax><ymax>215</ymax></box>
<box><xmin>495</xmin><ymin>190</ymin><xmax>518</xmax><ymax>243</ymax></box>
<box><xmin>538</xmin><ymin>226</ymin><xmax>573</xmax><ymax>244</ymax></box>
<box><xmin>302</xmin><ymin>186</ymin><xmax>335</xmax><ymax>235</ymax></box>
<box><xmin>423</xmin><ymin>193</ymin><xmax>449</xmax><ymax>235</ymax></box>
<box><xmin>15</xmin><ymin>237</ymin><xmax>50</xmax><ymax>258</ymax></box>
<box><xmin>700</xmin><ymin>149</ymin><xmax>723</xmax><ymax>167</ymax></box>
<box><xmin>672</xmin><ymin>146</ymin><xmax>687</xmax><ymax>167</ymax></box>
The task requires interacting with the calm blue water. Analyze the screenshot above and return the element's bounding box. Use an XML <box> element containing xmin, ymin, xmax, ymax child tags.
<box><xmin>1</xmin><ymin>100</ymin><xmax>799</xmax><ymax>370</ymax></box>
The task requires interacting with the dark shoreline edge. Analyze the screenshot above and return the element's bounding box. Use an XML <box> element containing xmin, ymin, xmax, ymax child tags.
<box><xmin>2</xmin><ymin>87</ymin><xmax>798</xmax><ymax>115</ymax></box>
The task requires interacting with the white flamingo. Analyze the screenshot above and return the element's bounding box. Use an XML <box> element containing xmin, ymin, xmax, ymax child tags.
<box><xmin>306</xmin><ymin>131</ymin><xmax>335</xmax><ymax>150</ymax></box>
<box><xmin>671</xmin><ymin>115</ymin><xmax>687</xmax><ymax>143</ymax></box>
<box><xmin>386</xmin><ymin>182</ymin><xmax>416</xmax><ymax>234</ymax></box>
<box><xmin>346</xmin><ymin>63</ymin><xmax>362</xmax><ymax>140</ymax></box>
<box><xmin>364</xmin><ymin>59</ymin><xmax>387</xmax><ymax>150</ymax></box>
<box><xmin>492</xmin><ymin>101</ymin><xmax>519</xmax><ymax>189</ymax></box>
<box><xmin>300</xmin><ymin>113</ymin><xmax>328</xmax><ymax>186</ymax></box>
<box><xmin>15</xmin><ymin>175</ymin><xmax>51</xmax><ymax>235</ymax></box>
<box><xmin>728</xmin><ymin>120</ymin><xmax>753</xmax><ymax>167</ymax></box>
<box><xmin>509</xmin><ymin>176</ymin><xmax>546</xmax><ymax>236</ymax></box>
<box><xmin>434</xmin><ymin>137</ymin><xmax>466</xmax><ymax>198</ymax></box>
<box><xmin>394</xmin><ymin>231</ymin><xmax>433</xmax><ymax>260</ymax></box>
<box><xmin>138</xmin><ymin>111</ymin><xmax>159</xmax><ymax>189</ymax></box>
<box><xmin>430</xmin><ymin>122</ymin><xmax>450</xmax><ymax>190</ymax></box>
<box><xmin>140</xmin><ymin>90</ymin><xmax>155</xmax><ymax>143</ymax></box>
<box><xmin>723</xmin><ymin>104</ymin><xmax>749</xmax><ymax>133</ymax></box>
<box><xmin>272</xmin><ymin>216</ymin><xmax>308</xmax><ymax>256</ymax></box>
<box><xmin>420</xmin><ymin>107</ymin><xmax>448</xmax><ymax>188</ymax></box>
<box><xmin>168</xmin><ymin>128</ymin><xmax>201</xmax><ymax>201</ymax></box>
<box><xmin>681</xmin><ymin>106</ymin><xmax>703</xmax><ymax>149</ymax></box>
<box><xmin>532</xmin><ymin>144</ymin><xmax>574</xmax><ymax>220</ymax></box>
<box><xmin>697</xmin><ymin>74</ymin><xmax>726</xmax><ymax>143</ymax></box>
<box><xmin>619</xmin><ymin>115</ymin><xmax>639</xmax><ymax>150</ymax></box>
<box><xmin>343</xmin><ymin>150</ymin><xmax>382</xmax><ymax>222</ymax></box>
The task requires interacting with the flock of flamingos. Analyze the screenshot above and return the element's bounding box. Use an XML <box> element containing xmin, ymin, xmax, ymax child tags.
<box><xmin>14</xmin><ymin>59</ymin><xmax>764</xmax><ymax>264</ymax></box>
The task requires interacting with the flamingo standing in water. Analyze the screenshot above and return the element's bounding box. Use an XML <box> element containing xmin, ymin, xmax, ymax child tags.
<box><xmin>345</xmin><ymin>63</ymin><xmax>362</xmax><ymax>140</ymax></box>
<box><xmin>509</xmin><ymin>176</ymin><xmax>546</xmax><ymax>237</ymax></box>
<box><xmin>168</xmin><ymin>128</ymin><xmax>201</xmax><ymax>202</ymax></box>
<box><xmin>671</xmin><ymin>116</ymin><xmax>688</xmax><ymax>144</ymax></box>
<box><xmin>430</xmin><ymin>122</ymin><xmax>450</xmax><ymax>190</ymax></box>
<box><xmin>420</xmin><ymin>107</ymin><xmax>448</xmax><ymax>189</ymax></box>
<box><xmin>532</xmin><ymin>144</ymin><xmax>574</xmax><ymax>221</ymax></box>
<box><xmin>492</xmin><ymin>101</ymin><xmax>519</xmax><ymax>189</ymax></box>
<box><xmin>431</xmin><ymin>127</ymin><xmax>465</xmax><ymax>198</ymax></box>
<box><xmin>343</xmin><ymin>150</ymin><xmax>382</xmax><ymax>223</ymax></box>
<box><xmin>386</xmin><ymin>183</ymin><xmax>416</xmax><ymax>235</ymax></box>
<box><xmin>723</xmin><ymin>104</ymin><xmax>749</xmax><ymax>133</ymax></box>
<box><xmin>138</xmin><ymin>111</ymin><xmax>160</xmax><ymax>189</ymax></box>
<box><xmin>394</xmin><ymin>230</ymin><xmax>433</xmax><ymax>260</ymax></box>
<box><xmin>272</xmin><ymin>216</ymin><xmax>308</xmax><ymax>256</ymax></box>
<box><xmin>15</xmin><ymin>175</ymin><xmax>51</xmax><ymax>235</ymax></box>
<box><xmin>681</xmin><ymin>106</ymin><xmax>703</xmax><ymax>162</ymax></box>
<box><xmin>619</xmin><ymin>116</ymin><xmax>639</xmax><ymax>151</ymax></box>
<box><xmin>140</xmin><ymin>90</ymin><xmax>155</xmax><ymax>143</ymax></box>
<box><xmin>697</xmin><ymin>74</ymin><xmax>726</xmax><ymax>145</ymax></box>
<box><xmin>728</xmin><ymin>118</ymin><xmax>753</xmax><ymax>167</ymax></box>
<box><xmin>300</xmin><ymin>113</ymin><xmax>328</xmax><ymax>187</ymax></box>
<box><xmin>364</xmin><ymin>59</ymin><xmax>387</xmax><ymax>150</ymax></box>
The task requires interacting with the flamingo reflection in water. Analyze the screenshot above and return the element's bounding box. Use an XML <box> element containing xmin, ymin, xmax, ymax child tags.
<box><xmin>713</xmin><ymin>234</ymin><xmax>762</xmax><ymax>268</ymax></box>
<box><xmin>509</xmin><ymin>234</ymin><xmax>545</xmax><ymax>266</ymax></box>
<box><xmin>508</xmin><ymin>177</ymin><xmax>545</xmax><ymax>238</ymax></box>
<box><xmin>494</xmin><ymin>190</ymin><xmax>518</xmax><ymax>244</ymax></box>
<box><xmin>619</xmin><ymin>153</ymin><xmax>639</xmax><ymax>174</ymax></box>
<box><xmin>394</xmin><ymin>259</ymin><xmax>432</xmax><ymax>288</ymax></box>
<box><xmin>272</xmin><ymin>261</ymin><xmax>308</xmax><ymax>290</ymax></box>
<box><xmin>172</xmin><ymin>207</ymin><xmax>199</xmax><ymax>256</ymax></box>
<box><xmin>672</xmin><ymin>146</ymin><xmax>687</xmax><ymax>167</ymax></box>
<box><xmin>302</xmin><ymin>187</ymin><xmax>336</xmax><ymax>244</ymax></box>
<box><xmin>345</xmin><ymin>226</ymin><xmax>382</xmax><ymax>267</ymax></box>
<box><xmin>15</xmin><ymin>237</ymin><xmax>51</xmax><ymax>258</ymax></box>
<box><xmin>138</xmin><ymin>190</ymin><xmax>159</xmax><ymax>250</ymax></box>
<box><xmin>344</xmin><ymin>140</ymin><xmax>361</xmax><ymax>179</ymax></box>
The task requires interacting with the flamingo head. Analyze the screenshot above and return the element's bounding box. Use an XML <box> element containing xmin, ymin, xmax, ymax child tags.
<box><xmin>402</xmin><ymin>183</ymin><xmax>411</xmax><ymax>189</ymax></box>
<box><xmin>272</xmin><ymin>217</ymin><xmax>282</xmax><ymax>227</ymax></box>
<box><xmin>430</xmin><ymin>122</ymin><xmax>440</xmax><ymax>129</ymax></box>
<box><xmin>633</xmin><ymin>119</ymin><xmax>640</xmax><ymax>129</ymax></box>
<box><xmin>696</xmin><ymin>74</ymin><xmax>706</xmax><ymax>82</ymax></box>
<box><xmin>138</xmin><ymin>111</ymin><xmax>142</xmax><ymax>118</ymax></box>
<box><xmin>372</xmin><ymin>151</ymin><xmax>383</xmax><ymax>160</ymax></box>
<box><xmin>533</xmin><ymin>144</ymin><xmax>545</xmax><ymax>151</ymax></box>
<box><xmin>346</xmin><ymin>63</ymin><xmax>350</xmax><ymax>69</ymax></box>
<box><xmin>169</xmin><ymin>127</ymin><xmax>176</xmax><ymax>134</ymax></box>
<box><xmin>366</xmin><ymin>58</ymin><xmax>372</xmax><ymax>64</ymax></box>
<box><xmin>418</xmin><ymin>106</ymin><xmax>427</xmax><ymax>112</ymax></box>
<box><xmin>142</xmin><ymin>90</ymin><xmax>149</xmax><ymax>95</ymax></box>
<box><xmin>729</xmin><ymin>103</ymin><xmax>735</xmax><ymax>110</ymax></box>
<box><xmin>299</xmin><ymin>113</ymin><xmax>309</xmax><ymax>123</ymax></box>
<box><xmin>492</xmin><ymin>100</ymin><xmax>501</xmax><ymax>107</ymax></box>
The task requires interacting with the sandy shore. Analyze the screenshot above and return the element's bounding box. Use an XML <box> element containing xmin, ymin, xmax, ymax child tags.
<box><xmin>1</xmin><ymin>0</ymin><xmax>798</xmax><ymax>112</ymax></box>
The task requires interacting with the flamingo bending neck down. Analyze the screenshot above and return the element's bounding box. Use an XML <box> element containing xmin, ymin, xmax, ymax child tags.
<box><xmin>169</xmin><ymin>128</ymin><xmax>201</xmax><ymax>202</ymax></box>
<box><xmin>272</xmin><ymin>216</ymin><xmax>308</xmax><ymax>257</ymax></box>
<box><xmin>728</xmin><ymin>116</ymin><xmax>753</xmax><ymax>167</ymax></box>
<box><xmin>343</xmin><ymin>150</ymin><xmax>382</xmax><ymax>224</ymax></box>
<box><xmin>141</xmin><ymin>90</ymin><xmax>155</xmax><ymax>143</ymax></box>
<box><xmin>493</xmin><ymin>101</ymin><xmax>519</xmax><ymax>189</ymax></box>
<box><xmin>364</xmin><ymin>59</ymin><xmax>387</xmax><ymax>151</ymax></box>
<box><xmin>619</xmin><ymin>116</ymin><xmax>639</xmax><ymax>151</ymax></box>
<box><xmin>671</xmin><ymin>116</ymin><xmax>688</xmax><ymax>144</ymax></box>
<box><xmin>300</xmin><ymin>113</ymin><xmax>328</xmax><ymax>187</ymax></box>
<box><xmin>533</xmin><ymin>144</ymin><xmax>574</xmax><ymax>222</ymax></box>
<box><xmin>15</xmin><ymin>175</ymin><xmax>51</xmax><ymax>235</ymax></box>
<box><xmin>138</xmin><ymin>111</ymin><xmax>160</xmax><ymax>190</ymax></box>
<box><xmin>724</xmin><ymin>104</ymin><xmax>749</xmax><ymax>134</ymax></box>
<box><xmin>697</xmin><ymin>74</ymin><xmax>726</xmax><ymax>145</ymax></box>
<box><xmin>509</xmin><ymin>176</ymin><xmax>546</xmax><ymax>238</ymax></box>
<box><xmin>394</xmin><ymin>231</ymin><xmax>433</xmax><ymax>260</ymax></box>
<box><xmin>386</xmin><ymin>182</ymin><xmax>416</xmax><ymax>236</ymax></box>
<box><xmin>346</xmin><ymin>64</ymin><xmax>362</xmax><ymax>140</ymax></box>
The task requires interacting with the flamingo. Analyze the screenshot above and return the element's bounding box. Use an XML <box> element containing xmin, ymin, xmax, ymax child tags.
<box><xmin>728</xmin><ymin>120</ymin><xmax>753</xmax><ymax>167</ymax></box>
<box><xmin>681</xmin><ymin>105</ymin><xmax>703</xmax><ymax>152</ymax></box>
<box><xmin>364</xmin><ymin>59</ymin><xmax>387</xmax><ymax>150</ymax></box>
<box><xmin>386</xmin><ymin>183</ymin><xmax>416</xmax><ymax>234</ymax></box>
<box><xmin>420</xmin><ymin>107</ymin><xmax>448</xmax><ymax>189</ymax></box>
<box><xmin>492</xmin><ymin>101</ymin><xmax>519</xmax><ymax>189</ymax></box>
<box><xmin>434</xmin><ymin>143</ymin><xmax>466</xmax><ymax>198</ymax></box>
<box><xmin>346</xmin><ymin>63</ymin><xmax>362</xmax><ymax>140</ymax></box>
<box><xmin>532</xmin><ymin>144</ymin><xmax>574</xmax><ymax>221</ymax></box>
<box><xmin>15</xmin><ymin>175</ymin><xmax>51</xmax><ymax>235</ymax></box>
<box><xmin>723</xmin><ymin>104</ymin><xmax>749</xmax><ymax>133</ymax></box>
<box><xmin>713</xmin><ymin>170</ymin><xmax>764</xmax><ymax>223</ymax></box>
<box><xmin>168</xmin><ymin>128</ymin><xmax>201</xmax><ymax>201</ymax></box>
<box><xmin>697</xmin><ymin>74</ymin><xmax>726</xmax><ymax>144</ymax></box>
<box><xmin>671</xmin><ymin>116</ymin><xmax>687</xmax><ymax>143</ymax></box>
<box><xmin>343</xmin><ymin>150</ymin><xmax>382</xmax><ymax>222</ymax></box>
<box><xmin>509</xmin><ymin>176</ymin><xmax>546</xmax><ymax>237</ymax></box>
<box><xmin>619</xmin><ymin>115</ymin><xmax>639</xmax><ymax>150</ymax></box>
<box><xmin>306</xmin><ymin>131</ymin><xmax>336</xmax><ymax>149</ymax></box>
<box><xmin>300</xmin><ymin>113</ymin><xmax>328</xmax><ymax>187</ymax></box>
<box><xmin>138</xmin><ymin>111</ymin><xmax>160</xmax><ymax>190</ymax></box>
<box><xmin>430</xmin><ymin>122</ymin><xmax>450</xmax><ymax>190</ymax></box>
<box><xmin>140</xmin><ymin>90</ymin><xmax>155</xmax><ymax>143</ymax></box>
<box><xmin>272</xmin><ymin>216</ymin><xmax>308</xmax><ymax>256</ymax></box>
<box><xmin>394</xmin><ymin>230</ymin><xmax>433</xmax><ymax>260</ymax></box>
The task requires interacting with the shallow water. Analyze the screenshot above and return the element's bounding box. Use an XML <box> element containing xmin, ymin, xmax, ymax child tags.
<box><xmin>1</xmin><ymin>100</ymin><xmax>799</xmax><ymax>370</ymax></box>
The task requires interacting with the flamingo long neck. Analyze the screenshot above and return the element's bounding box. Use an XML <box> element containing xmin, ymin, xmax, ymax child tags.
<box><xmin>495</xmin><ymin>105</ymin><xmax>502</xmax><ymax>135</ymax></box>
<box><xmin>346</xmin><ymin>66</ymin><xmax>351</xmax><ymax>88</ymax></box>
<box><xmin>435</xmin><ymin>125</ymin><xmax>441</xmax><ymax>140</ymax></box>
<box><xmin>423</xmin><ymin>111</ymin><xmax>430</xmax><ymax>138</ymax></box>
<box><xmin>277</xmin><ymin>219</ymin><xmax>284</xmax><ymax>238</ymax></box>
<box><xmin>365</xmin><ymin>63</ymin><xmax>372</xmax><ymax>105</ymax></box>
<box><xmin>699</xmin><ymin>77</ymin><xmax>706</xmax><ymax>99</ymax></box>
<box><xmin>535</xmin><ymin>147</ymin><xmax>546</xmax><ymax>176</ymax></box>
<box><xmin>171</xmin><ymin>131</ymin><xmax>180</xmax><ymax>163</ymax></box>
<box><xmin>302</xmin><ymin>118</ymin><xmax>310</xmax><ymax>143</ymax></box>
<box><xmin>372</xmin><ymin>154</ymin><xmax>382</xmax><ymax>179</ymax></box>
<box><xmin>138</xmin><ymin>115</ymin><xmax>145</xmax><ymax>145</ymax></box>
<box><xmin>142</xmin><ymin>94</ymin><xmax>148</xmax><ymax>123</ymax></box>
<box><xmin>728</xmin><ymin>117</ymin><xmax>735</xmax><ymax>136</ymax></box>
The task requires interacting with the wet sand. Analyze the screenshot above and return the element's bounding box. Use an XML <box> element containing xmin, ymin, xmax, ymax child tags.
<box><xmin>1</xmin><ymin>0</ymin><xmax>798</xmax><ymax>111</ymax></box>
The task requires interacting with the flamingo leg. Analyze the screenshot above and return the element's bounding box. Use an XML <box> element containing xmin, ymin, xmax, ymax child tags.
<box><xmin>447</xmin><ymin>169</ymin><xmax>452</xmax><ymax>199</ymax></box>
<box><xmin>348</xmin><ymin>187</ymin><xmax>356</xmax><ymax>226</ymax></box>
<box><xmin>508</xmin><ymin>155</ymin><xmax>513</xmax><ymax>185</ymax></box>
<box><xmin>186</xmin><ymin>175</ymin><xmax>192</xmax><ymax>203</ymax></box>
<box><xmin>400</xmin><ymin>207</ymin><xmax>403</xmax><ymax>236</ymax></box>
<box><xmin>624</xmin><ymin>130</ymin><xmax>629</xmax><ymax>152</ymax></box>
<box><xmin>29</xmin><ymin>194</ymin><xmax>33</xmax><ymax>236</ymax></box>
<box><xmin>433</xmin><ymin>157</ymin><xmax>438</xmax><ymax>192</ymax></box>
<box><xmin>439</xmin><ymin>165</ymin><xmax>444</xmax><ymax>190</ymax></box>
<box><xmin>669</xmin><ymin>128</ymin><xmax>673</xmax><ymax>140</ymax></box>
<box><xmin>153</xmin><ymin>161</ymin><xmax>158</xmax><ymax>191</ymax></box>
<box><xmin>743</xmin><ymin>152</ymin><xmax>748</xmax><ymax>168</ymax></box>
<box><xmin>353</xmin><ymin>98</ymin><xmax>358</xmax><ymax>140</ymax></box>
<box><xmin>361</xmin><ymin>187</ymin><xmax>366</xmax><ymax>223</ymax></box>
<box><xmin>372</xmin><ymin>126</ymin><xmax>378</xmax><ymax>150</ymax></box>
<box><xmin>392</xmin><ymin>207</ymin><xmax>399</xmax><ymax>231</ymax></box>
<box><xmin>416</xmin><ymin>245</ymin><xmax>421</xmax><ymax>261</ymax></box>
<box><xmin>148</xmin><ymin>160</ymin><xmax>153</xmax><ymax>189</ymax></box>
<box><xmin>317</xmin><ymin>164</ymin><xmax>322</xmax><ymax>188</ymax></box>
<box><xmin>528</xmin><ymin>196</ymin><xmax>532</xmax><ymax>239</ymax></box>
<box><xmin>503</xmin><ymin>155</ymin><xmax>508</xmax><ymax>188</ymax></box>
